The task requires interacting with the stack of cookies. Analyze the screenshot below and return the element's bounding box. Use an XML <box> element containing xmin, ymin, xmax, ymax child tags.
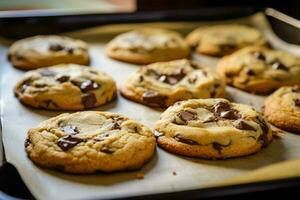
<box><xmin>7</xmin><ymin>24</ymin><xmax>300</xmax><ymax>174</ymax></box>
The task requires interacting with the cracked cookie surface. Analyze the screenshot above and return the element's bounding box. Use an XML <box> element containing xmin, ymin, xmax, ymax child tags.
<box><xmin>121</xmin><ymin>59</ymin><xmax>225</xmax><ymax>108</ymax></box>
<box><xmin>263</xmin><ymin>86</ymin><xmax>300</xmax><ymax>133</ymax></box>
<box><xmin>186</xmin><ymin>24</ymin><xmax>266</xmax><ymax>57</ymax></box>
<box><xmin>106</xmin><ymin>28</ymin><xmax>190</xmax><ymax>64</ymax></box>
<box><xmin>217</xmin><ymin>46</ymin><xmax>300</xmax><ymax>94</ymax></box>
<box><xmin>14</xmin><ymin>64</ymin><xmax>116</xmax><ymax>110</ymax></box>
<box><xmin>155</xmin><ymin>98</ymin><xmax>272</xmax><ymax>159</ymax></box>
<box><xmin>8</xmin><ymin>35</ymin><xmax>89</xmax><ymax>70</ymax></box>
<box><xmin>25</xmin><ymin>111</ymin><xmax>156</xmax><ymax>173</ymax></box>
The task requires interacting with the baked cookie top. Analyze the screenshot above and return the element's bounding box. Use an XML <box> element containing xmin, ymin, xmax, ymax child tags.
<box><xmin>217</xmin><ymin>46</ymin><xmax>300</xmax><ymax>93</ymax></box>
<box><xmin>8</xmin><ymin>35</ymin><xmax>89</xmax><ymax>70</ymax></box>
<box><xmin>186</xmin><ymin>24</ymin><xmax>266</xmax><ymax>56</ymax></box>
<box><xmin>106</xmin><ymin>28</ymin><xmax>190</xmax><ymax>64</ymax></box>
<box><xmin>14</xmin><ymin>64</ymin><xmax>116</xmax><ymax>110</ymax></box>
<box><xmin>25</xmin><ymin>111</ymin><xmax>156</xmax><ymax>173</ymax></box>
<box><xmin>263</xmin><ymin>85</ymin><xmax>300</xmax><ymax>133</ymax></box>
<box><xmin>121</xmin><ymin>59</ymin><xmax>226</xmax><ymax>108</ymax></box>
<box><xmin>155</xmin><ymin>98</ymin><xmax>272</xmax><ymax>159</ymax></box>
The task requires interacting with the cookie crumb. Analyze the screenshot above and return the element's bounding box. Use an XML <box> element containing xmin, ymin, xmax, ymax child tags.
<box><xmin>172</xmin><ymin>171</ymin><xmax>177</xmax><ymax>176</ymax></box>
<box><xmin>136</xmin><ymin>172</ymin><xmax>144</xmax><ymax>179</ymax></box>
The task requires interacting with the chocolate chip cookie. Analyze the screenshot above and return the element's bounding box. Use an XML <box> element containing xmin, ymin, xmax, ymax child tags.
<box><xmin>25</xmin><ymin>111</ymin><xmax>156</xmax><ymax>173</ymax></box>
<box><xmin>14</xmin><ymin>64</ymin><xmax>116</xmax><ymax>110</ymax></box>
<box><xmin>155</xmin><ymin>99</ymin><xmax>272</xmax><ymax>159</ymax></box>
<box><xmin>217</xmin><ymin>46</ymin><xmax>300</xmax><ymax>94</ymax></box>
<box><xmin>186</xmin><ymin>24</ymin><xmax>266</xmax><ymax>57</ymax></box>
<box><xmin>120</xmin><ymin>59</ymin><xmax>226</xmax><ymax>108</ymax></box>
<box><xmin>263</xmin><ymin>86</ymin><xmax>300</xmax><ymax>133</ymax></box>
<box><xmin>106</xmin><ymin>28</ymin><xmax>190</xmax><ymax>64</ymax></box>
<box><xmin>8</xmin><ymin>35</ymin><xmax>89</xmax><ymax>70</ymax></box>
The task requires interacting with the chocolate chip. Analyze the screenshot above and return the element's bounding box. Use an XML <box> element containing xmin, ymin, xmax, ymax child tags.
<box><xmin>292</xmin><ymin>86</ymin><xmax>300</xmax><ymax>93</ymax></box>
<box><xmin>178</xmin><ymin>110</ymin><xmax>197</xmax><ymax>124</ymax></box>
<box><xmin>210</xmin><ymin>90</ymin><xmax>216</xmax><ymax>98</ymax></box>
<box><xmin>271</xmin><ymin>61</ymin><xmax>289</xmax><ymax>71</ymax></box>
<box><xmin>66</xmin><ymin>48</ymin><xmax>74</xmax><ymax>54</ymax></box>
<box><xmin>49</xmin><ymin>44</ymin><xmax>64</xmax><ymax>51</ymax></box>
<box><xmin>212</xmin><ymin>141</ymin><xmax>231</xmax><ymax>154</ymax></box>
<box><xmin>39</xmin><ymin>69</ymin><xmax>57</xmax><ymax>77</ymax></box>
<box><xmin>57</xmin><ymin>135</ymin><xmax>84</xmax><ymax>151</ymax></box>
<box><xmin>213</xmin><ymin>101</ymin><xmax>231</xmax><ymax>113</ymax></box>
<box><xmin>174</xmin><ymin>134</ymin><xmax>199</xmax><ymax>145</ymax></box>
<box><xmin>82</xmin><ymin>93</ymin><xmax>97</xmax><ymax>109</ymax></box>
<box><xmin>100</xmin><ymin>147</ymin><xmax>115</xmax><ymax>154</ymax></box>
<box><xmin>189</xmin><ymin>61</ymin><xmax>201</xmax><ymax>69</ymax></box>
<box><xmin>24</xmin><ymin>138</ymin><xmax>31</xmax><ymax>148</ymax></box>
<box><xmin>246</xmin><ymin>69</ymin><xmax>255</xmax><ymax>76</ymax></box>
<box><xmin>253</xmin><ymin>52</ymin><xmax>266</xmax><ymax>61</ymax></box>
<box><xmin>294</xmin><ymin>99</ymin><xmax>300</xmax><ymax>107</ymax></box>
<box><xmin>142</xmin><ymin>91</ymin><xmax>167</xmax><ymax>107</ymax></box>
<box><xmin>56</xmin><ymin>75</ymin><xmax>70</xmax><ymax>83</ymax></box>
<box><xmin>234</xmin><ymin>119</ymin><xmax>256</xmax><ymax>131</ymax></box>
<box><xmin>72</xmin><ymin>80</ymin><xmax>100</xmax><ymax>93</ymax></box>
<box><xmin>60</xmin><ymin>125</ymin><xmax>79</xmax><ymax>135</ymax></box>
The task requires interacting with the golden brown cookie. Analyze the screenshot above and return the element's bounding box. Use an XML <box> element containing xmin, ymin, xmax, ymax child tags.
<box><xmin>106</xmin><ymin>28</ymin><xmax>190</xmax><ymax>64</ymax></box>
<box><xmin>14</xmin><ymin>64</ymin><xmax>116</xmax><ymax>110</ymax></box>
<box><xmin>155</xmin><ymin>98</ymin><xmax>272</xmax><ymax>159</ymax></box>
<box><xmin>120</xmin><ymin>59</ymin><xmax>226</xmax><ymax>108</ymax></box>
<box><xmin>263</xmin><ymin>85</ymin><xmax>300</xmax><ymax>133</ymax></box>
<box><xmin>8</xmin><ymin>35</ymin><xmax>89</xmax><ymax>70</ymax></box>
<box><xmin>186</xmin><ymin>24</ymin><xmax>266</xmax><ymax>56</ymax></box>
<box><xmin>217</xmin><ymin>46</ymin><xmax>300</xmax><ymax>94</ymax></box>
<box><xmin>25</xmin><ymin>111</ymin><xmax>156</xmax><ymax>174</ymax></box>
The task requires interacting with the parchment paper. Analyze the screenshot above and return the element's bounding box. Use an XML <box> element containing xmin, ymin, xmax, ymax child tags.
<box><xmin>1</xmin><ymin>13</ymin><xmax>300</xmax><ymax>200</ymax></box>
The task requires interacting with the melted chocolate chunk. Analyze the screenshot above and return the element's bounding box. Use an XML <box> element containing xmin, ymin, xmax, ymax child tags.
<box><xmin>234</xmin><ymin>119</ymin><xmax>256</xmax><ymax>131</ymax></box>
<box><xmin>271</xmin><ymin>61</ymin><xmax>289</xmax><ymax>71</ymax></box>
<box><xmin>82</xmin><ymin>93</ymin><xmax>97</xmax><ymax>109</ymax></box>
<box><xmin>49</xmin><ymin>44</ymin><xmax>64</xmax><ymax>51</ymax></box>
<box><xmin>211</xmin><ymin>101</ymin><xmax>240</xmax><ymax>120</ymax></box>
<box><xmin>189</xmin><ymin>61</ymin><xmax>200</xmax><ymax>69</ymax></box>
<box><xmin>60</xmin><ymin>125</ymin><xmax>79</xmax><ymax>135</ymax></box>
<box><xmin>292</xmin><ymin>86</ymin><xmax>300</xmax><ymax>93</ymax></box>
<box><xmin>212</xmin><ymin>141</ymin><xmax>231</xmax><ymax>154</ymax></box>
<box><xmin>100</xmin><ymin>147</ymin><xmax>115</xmax><ymax>154</ymax></box>
<box><xmin>294</xmin><ymin>99</ymin><xmax>300</xmax><ymax>107</ymax></box>
<box><xmin>256</xmin><ymin>117</ymin><xmax>269</xmax><ymax>146</ymax></box>
<box><xmin>253</xmin><ymin>52</ymin><xmax>266</xmax><ymax>61</ymax></box>
<box><xmin>39</xmin><ymin>69</ymin><xmax>56</xmax><ymax>77</ymax></box>
<box><xmin>139</xmin><ymin>75</ymin><xmax>144</xmax><ymax>82</ymax></box>
<box><xmin>24</xmin><ymin>138</ymin><xmax>31</xmax><ymax>148</ymax></box>
<box><xmin>246</xmin><ymin>69</ymin><xmax>255</xmax><ymax>76</ymax></box>
<box><xmin>178</xmin><ymin>110</ymin><xmax>197</xmax><ymax>124</ymax></box>
<box><xmin>142</xmin><ymin>91</ymin><xmax>167</xmax><ymax>107</ymax></box>
<box><xmin>57</xmin><ymin>135</ymin><xmax>84</xmax><ymax>151</ymax></box>
<box><xmin>111</xmin><ymin>122</ymin><xmax>121</xmax><ymax>130</ymax></box>
<box><xmin>148</xmin><ymin>69</ymin><xmax>186</xmax><ymax>85</ymax></box>
<box><xmin>56</xmin><ymin>75</ymin><xmax>70</xmax><ymax>83</ymax></box>
<box><xmin>174</xmin><ymin>134</ymin><xmax>199</xmax><ymax>145</ymax></box>
<box><xmin>72</xmin><ymin>80</ymin><xmax>100</xmax><ymax>93</ymax></box>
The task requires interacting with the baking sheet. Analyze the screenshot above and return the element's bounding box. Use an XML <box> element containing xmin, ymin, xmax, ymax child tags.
<box><xmin>1</xmin><ymin>12</ymin><xmax>300</xmax><ymax>200</ymax></box>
